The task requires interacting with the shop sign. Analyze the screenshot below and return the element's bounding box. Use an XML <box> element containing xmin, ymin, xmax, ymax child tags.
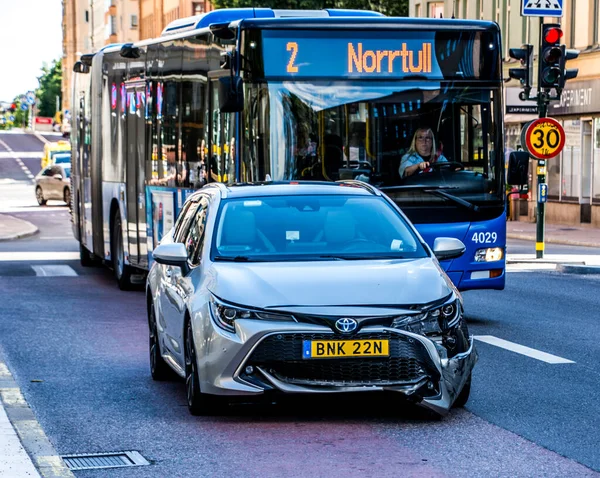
<box><xmin>550</xmin><ymin>79</ymin><xmax>600</xmax><ymax>115</ymax></box>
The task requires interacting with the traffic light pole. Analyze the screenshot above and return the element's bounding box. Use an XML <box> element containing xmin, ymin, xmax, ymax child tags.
<box><xmin>536</xmin><ymin>87</ymin><xmax>548</xmax><ymax>259</ymax></box>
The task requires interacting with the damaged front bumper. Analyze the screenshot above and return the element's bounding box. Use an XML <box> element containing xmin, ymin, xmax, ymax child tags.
<box><xmin>201</xmin><ymin>319</ymin><xmax>477</xmax><ymax>416</ymax></box>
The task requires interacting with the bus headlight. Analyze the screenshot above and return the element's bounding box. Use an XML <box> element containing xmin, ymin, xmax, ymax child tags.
<box><xmin>474</xmin><ymin>247</ymin><xmax>504</xmax><ymax>262</ymax></box>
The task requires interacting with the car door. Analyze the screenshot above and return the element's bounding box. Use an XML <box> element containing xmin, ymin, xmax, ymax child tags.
<box><xmin>158</xmin><ymin>198</ymin><xmax>202</xmax><ymax>362</ymax></box>
<box><xmin>48</xmin><ymin>165</ymin><xmax>64</xmax><ymax>199</ymax></box>
<box><xmin>37</xmin><ymin>166</ymin><xmax>53</xmax><ymax>197</ymax></box>
<box><xmin>167</xmin><ymin>196</ymin><xmax>210</xmax><ymax>367</ymax></box>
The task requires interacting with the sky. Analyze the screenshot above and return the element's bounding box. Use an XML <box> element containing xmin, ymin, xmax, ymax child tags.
<box><xmin>0</xmin><ymin>0</ymin><xmax>63</xmax><ymax>103</ymax></box>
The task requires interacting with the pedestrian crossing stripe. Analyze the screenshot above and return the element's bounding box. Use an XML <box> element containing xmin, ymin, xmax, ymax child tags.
<box><xmin>32</xmin><ymin>265</ymin><xmax>78</xmax><ymax>277</ymax></box>
<box><xmin>522</xmin><ymin>0</ymin><xmax>563</xmax><ymax>17</ymax></box>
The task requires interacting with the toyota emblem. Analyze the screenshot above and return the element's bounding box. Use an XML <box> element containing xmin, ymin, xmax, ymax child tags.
<box><xmin>335</xmin><ymin>318</ymin><xmax>358</xmax><ymax>333</ymax></box>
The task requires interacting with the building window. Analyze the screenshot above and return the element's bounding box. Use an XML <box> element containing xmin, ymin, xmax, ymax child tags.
<box><xmin>192</xmin><ymin>2</ymin><xmax>205</xmax><ymax>15</ymax></box>
<box><xmin>574</xmin><ymin>0</ymin><xmax>590</xmax><ymax>48</ymax></box>
<box><xmin>130</xmin><ymin>14</ymin><xmax>138</xmax><ymax>29</ymax></box>
<box><xmin>105</xmin><ymin>15</ymin><xmax>116</xmax><ymax>38</ymax></box>
<box><xmin>415</xmin><ymin>4</ymin><xmax>422</xmax><ymax>17</ymax></box>
<box><xmin>428</xmin><ymin>2</ymin><xmax>444</xmax><ymax>18</ymax></box>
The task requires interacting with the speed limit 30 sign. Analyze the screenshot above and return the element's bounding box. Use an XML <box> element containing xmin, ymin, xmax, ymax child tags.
<box><xmin>524</xmin><ymin>117</ymin><xmax>565</xmax><ymax>160</ymax></box>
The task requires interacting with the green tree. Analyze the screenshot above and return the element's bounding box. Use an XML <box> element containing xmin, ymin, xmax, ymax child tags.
<box><xmin>36</xmin><ymin>59</ymin><xmax>62</xmax><ymax>118</ymax></box>
<box><xmin>211</xmin><ymin>0</ymin><xmax>407</xmax><ymax>17</ymax></box>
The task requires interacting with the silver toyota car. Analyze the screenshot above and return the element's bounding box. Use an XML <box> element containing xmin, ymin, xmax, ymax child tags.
<box><xmin>146</xmin><ymin>181</ymin><xmax>477</xmax><ymax>416</ymax></box>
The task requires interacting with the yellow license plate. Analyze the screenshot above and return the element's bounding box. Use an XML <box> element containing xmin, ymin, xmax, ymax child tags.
<box><xmin>303</xmin><ymin>339</ymin><xmax>389</xmax><ymax>359</ymax></box>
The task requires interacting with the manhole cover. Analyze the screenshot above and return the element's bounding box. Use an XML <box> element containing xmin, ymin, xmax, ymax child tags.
<box><xmin>61</xmin><ymin>451</ymin><xmax>149</xmax><ymax>471</ymax></box>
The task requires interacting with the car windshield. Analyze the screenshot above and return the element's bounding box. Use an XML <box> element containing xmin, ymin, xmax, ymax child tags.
<box><xmin>212</xmin><ymin>194</ymin><xmax>427</xmax><ymax>262</ymax></box>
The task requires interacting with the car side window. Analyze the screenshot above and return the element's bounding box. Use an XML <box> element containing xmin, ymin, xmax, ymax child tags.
<box><xmin>173</xmin><ymin>201</ymin><xmax>193</xmax><ymax>240</ymax></box>
<box><xmin>174</xmin><ymin>200</ymin><xmax>201</xmax><ymax>243</ymax></box>
<box><xmin>184</xmin><ymin>198</ymin><xmax>209</xmax><ymax>266</ymax></box>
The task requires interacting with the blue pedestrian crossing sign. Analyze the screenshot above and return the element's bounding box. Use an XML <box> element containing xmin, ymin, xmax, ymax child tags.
<box><xmin>522</xmin><ymin>0</ymin><xmax>563</xmax><ymax>17</ymax></box>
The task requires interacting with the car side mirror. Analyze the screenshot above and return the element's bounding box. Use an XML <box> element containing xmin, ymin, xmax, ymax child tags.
<box><xmin>152</xmin><ymin>243</ymin><xmax>190</xmax><ymax>275</ymax></box>
<box><xmin>54</xmin><ymin>174</ymin><xmax>63</xmax><ymax>180</ymax></box>
<box><xmin>433</xmin><ymin>237</ymin><xmax>466</xmax><ymax>261</ymax></box>
<box><xmin>507</xmin><ymin>151</ymin><xmax>529</xmax><ymax>186</ymax></box>
<box><xmin>218</xmin><ymin>76</ymin><xmax>244</xmax><ymax>113</ymax></box>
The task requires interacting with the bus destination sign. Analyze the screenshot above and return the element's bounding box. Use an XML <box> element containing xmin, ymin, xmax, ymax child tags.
<box><xmin>262</xmin><ymin>31</ymin><xmax>443</xmax><ymax>79</ymax></box>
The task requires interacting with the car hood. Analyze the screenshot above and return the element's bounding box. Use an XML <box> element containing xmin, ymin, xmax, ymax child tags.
<box><xmin>206</xmin><ymin>258</ymin><xmax>454</xmax><ymax>314</ymax></box>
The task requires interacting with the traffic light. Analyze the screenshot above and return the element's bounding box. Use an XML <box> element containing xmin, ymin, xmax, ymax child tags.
<box><xmin>509</xmin><ymin>44</ymin><xmax>534</xmax><ymax>94</ymax></box>
<box><xmin>558</xmin><ymin>45</ymin><xmax>579</xmax><ymax>90</ymax></box>
<box><xmin>7</xmin><ymin>103</ymin><xmax>16</xmax><ymax>113</ymax></box>
<box><xmin>539</xmin><ymin>24</ymin><xmax>563</xmax><ymax>90</ymax></box>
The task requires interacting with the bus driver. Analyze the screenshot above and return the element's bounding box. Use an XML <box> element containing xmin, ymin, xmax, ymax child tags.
<box><xmin>399</xmin><ymin>127</ymin><xmax>447</xmax><ymax>178</ymax></box>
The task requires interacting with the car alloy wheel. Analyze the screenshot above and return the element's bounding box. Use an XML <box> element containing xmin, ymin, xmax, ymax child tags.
<box><xmin>185</xmin><ymin>320</ymin><xmax>203</xmax><ymax>415</ymax></box>
<box><xmin>36</xmin><ymin>187</ymin><xmax>46</xmax><ymax>206</ymax></box>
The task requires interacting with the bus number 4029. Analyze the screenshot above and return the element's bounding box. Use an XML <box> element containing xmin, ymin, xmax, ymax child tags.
<box><xmin>471</xmin><ymin>232</ymin><xmax>497</xmax><ymax>244</ymax></box>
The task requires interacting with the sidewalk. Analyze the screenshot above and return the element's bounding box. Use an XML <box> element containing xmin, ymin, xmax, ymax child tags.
<box><xmin>506</xmin><ymin>220</ymin><xmax>600</xmax><ymax>248</ymax></box>
<box><xmin>0</xmin><ymin>214</ymin><xmax>38</xmax><ymax>242</ymax></box>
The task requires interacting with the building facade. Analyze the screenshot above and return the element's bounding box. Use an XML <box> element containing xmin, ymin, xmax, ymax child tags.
<box><xmin>63</xmin><ymin>1</ymin><xmax>212</xmax><ymax>123</ymax></box>
<box><xmin>409</xmin><ymin>0</ymin><xmax>600</xmax><ymax>226</ymax></box>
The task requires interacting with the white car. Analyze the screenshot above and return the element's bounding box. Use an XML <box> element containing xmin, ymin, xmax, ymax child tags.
<box><xmin>34</xmin><ymin>163</ymin><xmax>71</xmax><ymax>206</ymax></box>
<box><xmin>147</xmin><ymin>181</ymin><xmax>476</xmax><ymax>417</ymax></box>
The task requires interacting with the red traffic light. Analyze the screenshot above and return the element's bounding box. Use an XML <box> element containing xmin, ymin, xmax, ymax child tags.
<box><xmin>544</xmin><ymin>27</ymin><xmax>563</xmax><ymax>44</ymax></box>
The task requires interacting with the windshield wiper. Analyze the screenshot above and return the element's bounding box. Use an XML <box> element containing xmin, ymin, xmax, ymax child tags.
<box><xmin>380</xmin><ymin>185</ymin><xmax>480</xmax><ymax>212</ymax></box>
<box><xmin>213</xmin><ymin>255</ymin><xmax>257</xmax><ymax>262</ymax></box>
<box><xmin>318</xmin><ymin>255</ymin><xmax>406</xmax><ymax>261</ymax></box>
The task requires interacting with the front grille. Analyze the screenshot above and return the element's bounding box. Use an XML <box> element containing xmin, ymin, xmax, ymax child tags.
<box><xmin>245</xmin><ymin>331</ymin><xmax>437</xmax><ymax>387</ymax></box>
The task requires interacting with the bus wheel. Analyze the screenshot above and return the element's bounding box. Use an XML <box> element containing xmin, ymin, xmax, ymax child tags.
<box><xmin>35</xmin><ymin>187</ymin><xmax>47</xmax><ymax>206</ymax></box>
<box><xmin>112</xmin><ymin>211</ymin><xmax>134</xmax><ymax>290</ymax></box>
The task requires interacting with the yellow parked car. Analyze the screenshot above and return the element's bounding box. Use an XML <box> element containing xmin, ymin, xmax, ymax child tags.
<box><xmin>41</xmin><ymin>140</ymin><xmax>71</xmax><ymax>169</ymax></box>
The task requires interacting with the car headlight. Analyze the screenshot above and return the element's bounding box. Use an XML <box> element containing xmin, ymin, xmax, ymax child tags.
<box><xmin>474</xmin><ymin>247</ymin><xmax>504</xmax><ymax>262</ymax></box>
<box><xmin>209</xmin><ymin>296</ymin><xmax>296</xmax><ymax>333</ymax></box>
<box><xmin>392</xmin><ymin>298</ymin><xmax>462</xmax><ymax>335</ymax></box>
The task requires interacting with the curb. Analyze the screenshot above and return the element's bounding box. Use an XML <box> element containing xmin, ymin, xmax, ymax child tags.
<box><xmin>0</xmin><ymin>215</ymin><xmax>39</xmax><ymax>242</ymax></box>
<box><xmin>556</xmin><ymin>264</ymin><xmax>600</xmax><ymax>275</ymax></box>
<box><xmin>507</xmin><ymin>233</ymin><xmax>600</xmax><ymax>248</ymax></box>
<box><xmin>506</xmin><ymin>259</ymin><xmax>585</xmax><ymax>265</ymax></box>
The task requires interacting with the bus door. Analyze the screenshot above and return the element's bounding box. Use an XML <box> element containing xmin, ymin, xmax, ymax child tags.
<box><xmin>208</xmin><ymin>72</ymin><xmax>236</xmax><ymax>183</ymax></box>
<box><xmin>125</xmin><ymin>82</ymin><xmax>148</xmax><ymax>268</ymax></box>
<box><xmin>79</xmin><ymin>90</ymin><xmax>94</xmax><ymax>251</ymax></box>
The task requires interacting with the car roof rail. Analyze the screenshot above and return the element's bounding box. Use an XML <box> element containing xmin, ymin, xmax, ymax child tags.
<box><xmin>203</xmin><ymin>182</ymin><xmax>229</xmax><ymax>199</ymax></box>
<box><xmin>336</xmin><ymin>180</ymin><xmax>381</xmax><ymax>196</ymax></box>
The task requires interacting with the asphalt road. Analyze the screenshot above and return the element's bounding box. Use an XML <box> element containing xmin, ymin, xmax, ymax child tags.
<box><xmin>0</xmin><ymin>131</ymin><xmax>598</xmax><ymax>477</ymax></box>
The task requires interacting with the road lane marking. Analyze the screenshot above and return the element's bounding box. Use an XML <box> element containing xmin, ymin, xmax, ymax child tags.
<box><xmin>0</xmin><ymin>140</ymin><xmax>38</xmax><ymax>183</ymax></box>
<box><xmin>0</xmin><ymin>252</ymin><xmax>79</xmax><ymax>262</ymax></box>
<box><xmin>32</xmin><ymin>265</ymin><xmax>77</xmax><ymax>277</ymax></box>
<box><xmin>474</xmin><ymin>335</ymin><xmax>575</xmax><ymax>364</ymax></box>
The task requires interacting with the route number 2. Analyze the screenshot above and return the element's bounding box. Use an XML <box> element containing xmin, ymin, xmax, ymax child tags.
<box><xmin>286</xmin><ymin>42</ymin><xmax>299</xmax><ymax>73</ymax></box>
<box><xmin>471</xmin><ymin>232</ymin><xmax>497</xmax><ymax>244</ymax></box>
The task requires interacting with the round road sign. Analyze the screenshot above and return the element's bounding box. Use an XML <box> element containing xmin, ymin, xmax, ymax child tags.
<box><xmin>524</xmin><ymin>117</ymin><xmax>565</xmax><ymax>160</ymax></box>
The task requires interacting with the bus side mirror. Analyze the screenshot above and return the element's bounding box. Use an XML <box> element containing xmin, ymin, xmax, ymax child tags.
<box><xmin>507</xmin><ymin>151</ymin><xmax>529</xmax><ymax>186</ymax></box>
<box><xmin>73</xmin><ymin>61</ymin><xmax>89</xmax><ymax>74</ymax></box>
<box><xmin>218</xmin><ymin>76</ymin><xmax>244</xmax><ymax>113</ymax></box>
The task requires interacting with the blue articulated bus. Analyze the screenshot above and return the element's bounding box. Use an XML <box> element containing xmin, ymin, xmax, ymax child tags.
<box><xmin>71</xmin><ymin>8</ymin><xmax>508</xmax><ymax>291</ymax></box>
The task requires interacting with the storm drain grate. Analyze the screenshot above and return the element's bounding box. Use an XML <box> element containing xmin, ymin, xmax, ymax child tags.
<box><xmin>61</xmin><ymin>451</ymin><xmax>150</xmax><ymax>471</ymax></box>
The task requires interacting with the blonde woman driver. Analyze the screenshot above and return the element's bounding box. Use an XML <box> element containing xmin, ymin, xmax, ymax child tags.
<box><xmin>399</xmin><ymin>127</ymin><xmax>447</xmax><ymax>178</ymax></box>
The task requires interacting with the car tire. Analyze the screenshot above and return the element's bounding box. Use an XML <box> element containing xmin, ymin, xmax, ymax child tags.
<box><xmin>453</xmin><ymin>373</ymin><xmax>472</xmax><ymax>408</ymax></box>
<box><xmin>185</xmin><ymin>319</ymin><xmax>226</xmax><ymax>416</ymax></box>
<box><xmin>63</xmin><ymin>187</ymin><xmax>71</xmax><ymax>207</ymax></box>
<box><xmin>35</xmin><ymin>187</ymin><xmax>47</xmax><ymax>206</ymax></box>
<box><xmin>149</xmin><ymin>301</ymin><xmax>173</xmax><ymax>381</ymax></box>
<box><xmin>111</xmin><ymin>211</ymin><xmax>134</xmax><ymax>290</ymax></box>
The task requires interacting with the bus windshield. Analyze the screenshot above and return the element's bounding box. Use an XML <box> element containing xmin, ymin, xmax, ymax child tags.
<box><xmin>243</xmin><ymin>81</ymin><xmax>503</xmax><ymax>221</ymax></box>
